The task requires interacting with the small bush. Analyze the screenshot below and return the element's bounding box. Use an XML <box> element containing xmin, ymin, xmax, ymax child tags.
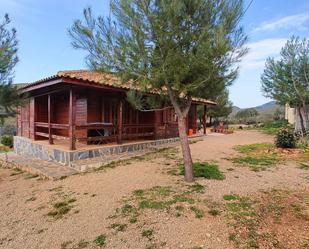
<box><xmin>142</xmin><ymin>229</ymin><xmax>154</xmax><ymax>240</ymax></box>
<box><xmin>94</xmin><ymin>234</ymin><xmax>106</xmax><ymax>247</ymax></box>
<box><xmin>208</xmin><ymin>208</ymin><xmax>220</xmax><ymax>216</ymax></box>
<box><xmin>275</xmin><ymin>127</ymin><xmax>296</xmax><ymax>148</ymax></box>
<box><xmin>0</xmin><ymin>124</ymin><xmax>16</xmax><ymax>136</ymax></box>
<box><xmin>1</xmin><ymin>135</ymin><xmax>13</xmax><ymax>148</ymax></box>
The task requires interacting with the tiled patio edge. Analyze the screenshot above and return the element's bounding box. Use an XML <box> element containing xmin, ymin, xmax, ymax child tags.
<box><xmin>14</xmin><ymin>136</ymin><xmax>203</xmax><ymax>166</ymax></box>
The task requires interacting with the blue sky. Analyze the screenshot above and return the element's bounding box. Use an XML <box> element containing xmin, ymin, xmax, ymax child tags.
<box><xmin>0</xmin><ymin>0</ymin><xmax>308</xmax><ymax>108</ymax></box>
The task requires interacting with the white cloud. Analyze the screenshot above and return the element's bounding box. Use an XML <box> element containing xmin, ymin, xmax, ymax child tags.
<box><xmin>253</xmin><ymin>12</ymin><xmax>309</xmax><ymax>33</ymax></box>
<box><xmin>231</xmin><ymin>39</ymin><xmax>287</xmax><ymax>107</ymax></box>
<box><xmin>240</xmin><ymin>38</ymin><xmax>287</xmax><ymax>71</ymax></box>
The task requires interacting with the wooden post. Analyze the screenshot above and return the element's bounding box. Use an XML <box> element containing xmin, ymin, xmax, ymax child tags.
<box><xmin>154</xmin><ymin>110</ymin><xmax>160</xmax><ymax>139</ymax></box>
<box><xmin>203</xmin><ymin>105</ymin><xmax>207</xmax><ymax>135</ymax></box>
<box><xmin>28</xmin><ymin>99</ymin><xmax>31</xmax><ymax>138</ymax></box>
<box><xmin>136</xmin><ymin>110</ymin><xmax>139</xmax><ymax>134</ymax></box>
<box><xmin>69</xmin><ymin>89</ymin><xmax>76</xmax><ymax>150</ymax></box>
<box><xmin>102</xmin><ymin>99</ymin><xmax>105</xmax><ymax>123</ymax></box>
<box><xmin>117</xmin><ymin>99</ymin><xmax>123</xmax><ymax>144</ymax></box>
<box><xmin>164</xmin><ymin>109</ymin><xmax>168</xmax><ymax>138</ymax></box>
<box><xmin>31</xmin><ymin>97</ymin><xmax>36</xmax><ymax>140</ymax></box>
<box><xmin>129</xmin><ymin>108</ymin><xmax>133</xmax><ymax>134</ymax></box>
<box><xmin>109</xmin><ymin>101</ymin><xmax>113</xmax><ymax>123</ymax></box>
<box><xmin>48</xmin><ymin>94</ymin><xmax>53</xmax><ymax>144</ymax></box>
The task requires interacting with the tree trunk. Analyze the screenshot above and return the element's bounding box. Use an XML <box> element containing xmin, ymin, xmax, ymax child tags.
<box><xmin>177</xmin><ymin>116</ymin><xmax>194</xmax><ymax>182</ymax></box>
<box><xmin>166</xmin><ymin>86</ymin><xmax>194</xmax><ymax>182</ymax></box>
<box><xmin>297</xmin><ymin>107</ymin><xmax>306</xmax><ymax>135</ymax></box>
<box><xmin>301</xmin><ymin>106</ymin><xmax>309</xmax><ymax>130</ymax></box>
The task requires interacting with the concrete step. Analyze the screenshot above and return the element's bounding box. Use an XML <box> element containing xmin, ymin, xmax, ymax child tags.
<box><xmin>0</xmin><ymin>152</ymin><xmax>78</xmax><ymax>180</ymax></box>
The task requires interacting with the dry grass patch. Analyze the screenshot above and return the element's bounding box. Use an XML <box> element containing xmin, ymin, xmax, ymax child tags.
<box><xmin>179</xmin><ymin>161</ymin><xmax>225</xmax><ymax>180</ymax></box>
<box><xmin>227</xmin><ymin>143</ymin><xmax>282</xmax><ymax>172</ymax></box>
<box><xmin>105</xmin><ymin>183</ymin><xmax>211</xmax><ymax>246</ymax></box>
<box><xmin>46</xmin><ymin>188</ymin><xmax>78</xmax><ymax>219</ymax></box>
<box><xmin>229</xmin><ymin>143</ymin><xmax>309</xmax><ymax>172</ymax></box>
<box><xmin>227</xmin><ymin>155</ymin><xmax>280</xmax><ymax>172</ymax></box>
<box><xmin>233</xmin><ymin>143</ymin><xmax>273</xmax><ymax>154</ymax></box>
<box><xmin>10</xmin><ymin>167</ymin><xmax>24</xmax><ymax>176</ymax></box>
<box><xmin>224</xmin><ymin>189</ymin><xmax>309</xmax><ymax>248</ymax></box>
<box><xmin>47</xmin><ymin>198</ymin><xmax>76</xmax><ymax>219</ymax></box>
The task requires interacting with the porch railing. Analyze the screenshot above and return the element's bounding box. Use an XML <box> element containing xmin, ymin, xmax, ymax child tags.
<box><xmin>34</xmin><ymin>122</ymin><xmax>156</xmax><ymax>144</ymax></box>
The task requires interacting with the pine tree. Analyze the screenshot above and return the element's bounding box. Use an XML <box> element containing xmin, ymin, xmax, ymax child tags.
<box><xmin>0</xmin><ymin>14</ymin><xmax>21</xmax><ymax>123</ymax></box>
<box><xmin>69</xmin><ymin>0</ymin><xmax>247</xmax><ymax>182</ymax></box>
<box><xmin>261</xmin><ymin>36</ymin><xmax>309</xmax><ymax>133</ymax></box>
<box><xmin>202</xmin><ymin>90</ymin><xmax>233</xmax><ymax>124</ymax></box>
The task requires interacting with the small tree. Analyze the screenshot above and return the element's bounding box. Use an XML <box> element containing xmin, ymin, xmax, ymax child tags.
<box><xmin>69</xmin><ymin>0</ymin><xmax>247</xmax><ymax>182</ymax></box>
<box><xmin>0</xmin><ymin>14</ymin><xmax>21</xmax><ymax>124</ymax></box>
<box><xmin>261</xmin><ymin>36</ymin><xmax>309</xmax><ymax>133</ymax></box>
<box><xmin>198</xmin><ymin>89</ymin><xmax>232</xmax><ymax>126</ymax></box>
<box><xmin>273</xmin><ymin>108</ymin><xmax>284</xmax><ymax>121</ymax></box>
<box><xmin>208</xmin><ymin>89</ymin><xmax>232</xmax><ymax>122</ymax></box>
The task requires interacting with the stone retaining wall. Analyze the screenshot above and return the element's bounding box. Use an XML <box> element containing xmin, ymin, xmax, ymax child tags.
<box><xmin>14</xmin><ymin>136</ymin><xmax>186</xmax><ymax>166</ymax></box>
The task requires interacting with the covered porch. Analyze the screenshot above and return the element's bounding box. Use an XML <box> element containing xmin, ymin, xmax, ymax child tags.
<box><xmin>18</xmin><ymin>87</ymin><xmax>208</xmax><ymax>151</ymax></box>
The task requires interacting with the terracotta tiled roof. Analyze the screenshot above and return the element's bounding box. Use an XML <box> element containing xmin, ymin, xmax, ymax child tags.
<box><xmin>57</xmin><ymin>70</ymin><xmax>131</xmax><ymax>89</ymax></box>
<box><xmin>23</xmin><ymin>70</ymin><xmax>216</xmax><ymax>105</ymax></box>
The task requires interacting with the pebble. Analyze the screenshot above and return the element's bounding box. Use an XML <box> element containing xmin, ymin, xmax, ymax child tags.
<box><xmin>206</xmin><ymin>233</ymin><xmax>211</xmax><ymax>238</ymax></box>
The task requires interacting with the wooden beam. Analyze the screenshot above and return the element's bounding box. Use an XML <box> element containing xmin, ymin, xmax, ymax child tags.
<box><xmin>69</xmin><ymin>89</ymin><xmax>76</xmax><ymax>150</ymax></box>
<box><xmin>48</xmin><ymin>94</ymin><xmax>53</xmax><ymax>144</ymax></box>
<box><xmin>117</xmin><ymin>100</ymin><xmax>123</xmax><ymax>144</ymax></box>
<box><xmin>203</xmin><ymin>105</ymin><xmax>207</xmax><ymax>135</ymax></box>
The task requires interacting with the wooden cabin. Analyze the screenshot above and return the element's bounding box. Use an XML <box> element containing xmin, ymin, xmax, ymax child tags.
<box><xmin>16</xmin><ymin>70</ymin><xmax>215</xmax><ymax>151</ymax></box>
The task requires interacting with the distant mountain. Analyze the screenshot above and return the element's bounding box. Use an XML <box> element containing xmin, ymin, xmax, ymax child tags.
<box><xmin>231</xmin><ymin>101</ymin><xmax>282</xmax><ymax>116</ymax></box>
<box><xmin>254</xmin><ymin>101</ymin><xmax>277</xmax><ymax>112</ymax></box>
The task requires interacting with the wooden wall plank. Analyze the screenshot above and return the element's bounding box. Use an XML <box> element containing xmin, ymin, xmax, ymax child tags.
<box><xmin>69</xmin><ymin>89</ymin><xmax>76</xmax><ymax>150</ymax></box>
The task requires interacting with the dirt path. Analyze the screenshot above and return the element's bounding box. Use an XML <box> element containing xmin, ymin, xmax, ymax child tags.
<box><xmin>0</xmin><ymin>131</ymin><xmax>308</xmax><ymax>249</ymax></box>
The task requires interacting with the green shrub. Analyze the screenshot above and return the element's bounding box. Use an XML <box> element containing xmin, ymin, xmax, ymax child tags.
<box><xmin>260</xmin><ymin>119</ymin><xmax>289</xmax><ymax>135</ymax></box>
<box><xmin>94</xmin><ymin>234</ymin><xmax>106</xmax><ymax>247</ymax></box>
<box><xmin>262</xmin><ymin>120</ymin><xmax>288</xmax><ymax>129</ymax></box>
<box><xmin>1</xmin><ymin>135</ymin><xmax>13</xmax><ymax>147</ymax></box>
<box><xmin>275</xmin><ymin>127</ymin><xmax>296</xmax><ymax>148</ymax></box>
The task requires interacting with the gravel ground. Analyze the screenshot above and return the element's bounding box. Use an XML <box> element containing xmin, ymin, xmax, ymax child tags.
<box><xmin>0</xmin><ymin>130</ymin><xmax>308</xmax><ymax>249</ymax></box>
